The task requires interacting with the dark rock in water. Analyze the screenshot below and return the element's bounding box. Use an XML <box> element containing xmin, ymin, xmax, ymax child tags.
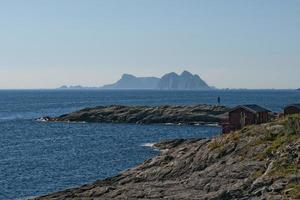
<box><xmin>33</xmin><ymin>116</ymin><xmax>300</xmax><ymax>200</ymax></box>
<box><xmin>44</xmin><ymin>104</ymin><xmax>229</xmax><ymax>124</ymax></box>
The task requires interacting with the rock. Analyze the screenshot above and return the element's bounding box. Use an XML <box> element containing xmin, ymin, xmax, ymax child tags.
<box><xmin>33</xmin><ymin>115</ymin><xmax>300</xmax><ymax>200</ymax></box>
<box><xmin>42</xmin><ymin>104</ymin><xmax>229</xmax><ymax>125</ymax></box>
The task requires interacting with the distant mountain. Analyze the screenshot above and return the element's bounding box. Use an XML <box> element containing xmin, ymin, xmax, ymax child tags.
<box><xmin>101</xmin><ymin>74</ymin><xmax>160</xmax><ymax>89</ymax></box>
<box><xmin>59</xmin><ymin>85</ymin><xmax>68</xmax><ymax>89</ymax></box>
<box><xmin>157</xmin><ymin>71</ymin><xmax>210</xmax><ymax>90</ymax></box>
<box><xmin>59</xmin><ymin>71</ymin><xmax>211</xmax><ymax>90</ymax></box>
<box><xmin>58</xmin><ymin>85</ymin><xmax>97</xmax><ymax>89</ymax></box>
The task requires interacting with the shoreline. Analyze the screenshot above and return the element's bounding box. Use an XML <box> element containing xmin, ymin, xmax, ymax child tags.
<box><xmin>38</xmin><ymin>119</ymin><xmax>221</xmax><ymax>128</ymax></box>
<box><xmin>32</xmin><ymin>116</ymin><xmax>300</xmax><ymax>199</ymax></box>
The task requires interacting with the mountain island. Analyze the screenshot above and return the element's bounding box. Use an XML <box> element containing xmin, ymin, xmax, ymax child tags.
<box><xmin>101</xmin><ymin>71</ymin><xmax>211</xmax><ymax>90</ymax></box>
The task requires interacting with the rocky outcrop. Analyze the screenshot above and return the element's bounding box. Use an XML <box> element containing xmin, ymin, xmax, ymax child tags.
<box><xmin>43</xmin><ymin>104</ymin><xmax>228</xmax><ymax>124</ymax></box>
<box><xmin>34</xmin><ymin>115</ymin><xmax>300</xmax><ymax>200</ymax></box>
<box><xmin>157</xmin><ymin>71</ymin><xmax>210</xmax><ymax>90</ymax></box>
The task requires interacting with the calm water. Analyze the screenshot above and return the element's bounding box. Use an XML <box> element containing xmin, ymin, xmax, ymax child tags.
<box><xmin>0</xmin><ymin>89</ymin><xmax>299</xmax><ymax>200</ymax></box>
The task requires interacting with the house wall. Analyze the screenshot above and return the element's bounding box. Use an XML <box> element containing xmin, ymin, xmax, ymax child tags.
<box><xmin>229</xmin><ymin>108</ymin><xmax>255</xmax><ymax>130</ymax></box>
<box><xmin>258</xmin><ymin>112</ymin><xmax>269</xmax><ymax>123</ymax></box>
<box><xmin>284</xmin><ymin>106</ymin><xmax>300</xmax><ymax>115</ymax></box>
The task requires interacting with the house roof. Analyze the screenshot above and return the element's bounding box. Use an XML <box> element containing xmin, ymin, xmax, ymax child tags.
<box><xmin>285</xmin><ymin>104</ymin><xmax>300</xmax><ymax>109</ymax></box>
<box><xmin>229</xmin><ymin>104</ymin><xmax>271</xmax><ymax>114</ymax></box>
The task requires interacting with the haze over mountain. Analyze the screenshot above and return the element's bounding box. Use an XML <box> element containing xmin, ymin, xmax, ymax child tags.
<box><xmin>102</xmin><ymin>74</ymin><xmax>160</xmax><ymax>89</ymax></box>
<box><xmin>59</xmin><ymin>71</ymin><xmax>211</xmax><ymax>90</ymax></box>
<box><xmin>157</xmin><ymin>71</ymin><xmax>210</xmax><ymax>90</ymax></box>
<box><xmin>58</xmin><ymin>85</ymin><xmax>97</xmax><ymax>89</ymax></box>
<box><xmin>100</xmin><ymin>71</ymin><xmax>211</xmax><ymax>90</ymax></box>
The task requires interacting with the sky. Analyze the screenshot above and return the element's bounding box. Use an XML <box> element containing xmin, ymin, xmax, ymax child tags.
<box><xmin>0</xmin><ymin>0</ymin><xmax>300</xmax><ymax>89</ymax></box>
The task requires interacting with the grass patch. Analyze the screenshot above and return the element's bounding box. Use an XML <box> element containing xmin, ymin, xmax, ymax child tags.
<box><xmin>264</xmin><ymin>134</ymin><xmax>286</xmax><ymax>157</ymax></box>
<box><xmin>284</xmin><ymin>183</ymin><xmax>300</xmax><ymax>199</ymax></box>
<box><xmin>251</xmin><ymin>169</ymin><xmax>265</xmax><ymax>179</ymax></box>
<box><xmin>268</xmin><ymin>161</ymin><xmax>299</xmax><ymax>177</ymax></box>
<box><xmin>284</xmin><ymin>114</ymin><xmax>300</xmax><ymax>135</ymax></box>
<box><xmin>208</xmin><ymin>139</ymin><xmax>223</xmax><ymax>150</ymax></box>
<box><xmin>253</xmin><ymin>115</ymin><xmax>300</xmax><ymax>160</ymax></box>
<box><xmin>208</xmin><ymin>131</ymin><xmax>240</xmax><ymax>151</ymax></box>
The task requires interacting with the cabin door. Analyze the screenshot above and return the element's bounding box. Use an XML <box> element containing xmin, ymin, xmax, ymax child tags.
<box><xmin>240</xmin><ymin>112</ymin><xmax>246</xmax><ymax>128</ymax></box>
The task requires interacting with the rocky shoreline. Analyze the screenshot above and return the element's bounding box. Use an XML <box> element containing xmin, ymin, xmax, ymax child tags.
<box><xmin>42</xmin><ymin>104</ymin><xmax>229</xmax><ymax>125</ymax></box>
<box><xmin>33</xmin><ymin>115</ymin><xmax>300</xmax><ymax>200</ymax></box>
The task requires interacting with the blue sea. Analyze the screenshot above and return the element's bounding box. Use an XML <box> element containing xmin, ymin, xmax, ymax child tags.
<box><xmin>0</xmin><ymin>89</ymin><xmax>299</xmax><ymax>200</ymax></box>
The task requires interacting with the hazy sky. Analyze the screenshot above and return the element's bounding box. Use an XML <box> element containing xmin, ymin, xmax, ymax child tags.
<box><xmin>0</xmin><ymin>0</ymin><xmax>300</xmax><ymax>89</ymax></box>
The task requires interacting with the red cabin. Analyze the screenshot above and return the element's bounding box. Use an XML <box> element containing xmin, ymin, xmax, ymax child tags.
<box><xmin>284</xmin><ymin>104</ymin><xmax>300</xmax><ymax>116</ymax></box>
<box><xmin>226</xmin><ymin>104</ymin><xmax>271</xmax><ymax>132</ymax></box>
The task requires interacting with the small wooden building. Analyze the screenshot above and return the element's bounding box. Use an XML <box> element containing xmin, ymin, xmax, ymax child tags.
<box><xmin>228</xmin><ymin>104</ymin><xmax>271</xmax><ymax>131</ymax></box>
<box><xmin>284</xmin><ymin>104</ymin><xmax>300</xmax><ymax>115</ymax></box>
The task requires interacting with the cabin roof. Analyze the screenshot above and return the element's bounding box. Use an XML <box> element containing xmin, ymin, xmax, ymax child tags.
<box><xmin>285</xmin><ymin>104</ymin><xmax>300</xmax><ymax>109</ymax></box>
<box><xmin>229</xmin><ymin>104</ymin><xmax>271</xmax><ymax>114</ymax></box>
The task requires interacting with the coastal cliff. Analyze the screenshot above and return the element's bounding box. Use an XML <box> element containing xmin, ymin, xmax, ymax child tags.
<box><xmin>43</xmin><ymin>104</ymin><xmax>228</xmax><ymax>125</ymax></box>
<box><xmin>34</xmin><ymin>115</ymin><xmax>300</xmax><ymax>199</ymax></box>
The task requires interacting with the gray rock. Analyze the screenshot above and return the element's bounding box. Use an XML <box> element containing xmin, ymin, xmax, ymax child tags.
<box><xmin>33</xmin><ymin>115</ymin><xmax>300</xmax><ymax>200</ymax></box>
<box><xmin>43</xmin><ymin>104</ymin><xmax>229</xmax><ymax>124</ymax></box>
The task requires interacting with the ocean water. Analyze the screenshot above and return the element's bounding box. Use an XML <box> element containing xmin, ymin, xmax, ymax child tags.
<box><xmin>0</xmin><ymin>89</ymin><xmax>299</xmax><ymax>200</ymax></box>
